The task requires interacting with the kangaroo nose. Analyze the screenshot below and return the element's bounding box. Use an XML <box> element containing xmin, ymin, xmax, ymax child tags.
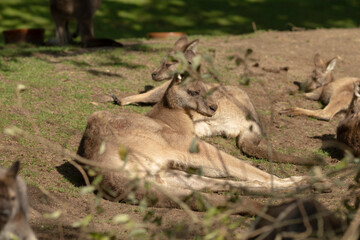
<box><xmin>151</xmin><ymin>72</ymin><xmax>157</xmax><ymax>79</ymax></box>
<box><xmin>209</xmin><ymin>104</ymin><xmax>218</xmax><ymax>113</ymax></box>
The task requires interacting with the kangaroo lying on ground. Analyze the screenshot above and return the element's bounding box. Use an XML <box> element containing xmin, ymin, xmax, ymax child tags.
<box><xmin>117</xmin><ymin>36</ymin><xmax>317</xmax><ymax>165</ymax></box>
<box><xmin>0</xmin><ymin>161</ymin><xmax>37</xmax><ymax>240</ymax></box>
<box><xmin>78</xmin><ymin>72</ymin><xmax>313</xmax><ymax>214</ymax></box>
<box><xmin>280</xmin><ymin>53</ymin><xmax>360</xmax><ymax>121</ymax></box>
<box><xmin>49</xmin><ymin>0</ymin><xmax>122</xmax><ymax>47</ymax></box>
<box><xmin>337</xmin><ymin>80</ymin><xmax>360</xmax><ymax>156</ymax></box>
<box><xmin>247</xmin><ymin>198</ymin><xmax>345</xmax><ymax>240</ymax></box>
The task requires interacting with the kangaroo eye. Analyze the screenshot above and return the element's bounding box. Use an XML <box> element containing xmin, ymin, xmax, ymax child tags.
<box><xmin>187</xmin><ymin>90</ymin><xmax>200</xmax><ymax>96</ymax></box>
<box><xmin>165</xmin><ymin>63</ymin><xmax>172</xmax><ymax>68</ymax></box>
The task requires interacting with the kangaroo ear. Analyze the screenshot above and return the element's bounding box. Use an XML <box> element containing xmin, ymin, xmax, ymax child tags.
<box><xmin>184</xmin><ymin>39</ymin><xmax>199</xmax><ymax>53</ymax></box>
<box><xmin>6</xmin><ymin>161</ymin><xmax>20</xmax><ymax>180</ymax></box>
<box><xmin>314</xmin><ymin>53</ymin><xmax>324</xmax><ymax>68</ymax></box>
<box><xmin>173</xmin><ymin>36</ymin><xmax>188</xmax><ymax>51</ymax></box>
<box><xmin>354</xmin><ymin>81</ymin><xmax>360</xmax><ymax>98</ymax></box>
<box><xmin>325</xmin><ymin>58</ymin><xmax>337</xmax><ymax>72</ymax></box>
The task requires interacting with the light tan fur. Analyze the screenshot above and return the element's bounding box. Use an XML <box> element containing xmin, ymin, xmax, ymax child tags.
<box><xmin>336</xmin><ymin>80</ymin><xmax>360</xmax><ymax>156</ymax></box>
<box><xmin>0</xmin><ymin>161</ymin><xmax>37</xmax><ymax>240</ymax></box>
<box><xmin>78</xmin><ymin>73</ymin><xmax>310</xmax><ymax>214</ymax></box>
<box><xmin>49</xmin><ymin>0</ymin><xmax>101</xmax><ymax>45</ymax></box>
<box><xmin>118</xmin><ymin>37</ymin><xmax>316</xmax><ymax>165</ymax></box>
<box><xmin>281</xmin><ymin>53</ymin><xmax>360</xmax><ymax>121</ymax></box>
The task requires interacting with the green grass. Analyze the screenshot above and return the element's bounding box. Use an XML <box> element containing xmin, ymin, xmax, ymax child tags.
<box><xmin>0</xmin><ymin>0</ymin><xmax>359</xmax><ymax>45</ymax></box>
<box><xmin>0</xmin><ymin>42</ymin><xmax>161</xmax><ymax>198</ymax></box>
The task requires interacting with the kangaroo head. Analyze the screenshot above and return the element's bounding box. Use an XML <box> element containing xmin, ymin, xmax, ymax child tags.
<box><xmin>0</xmin><ymin>161</ymin><xmax>20</xmax><ymax>230</ymax></box>
<box><xmin>164</xmin><ymin>74</ymin><xmax>217</xmax><ymax>117</ymax></box>
<box><xmin>152</xmin><ymin>36</ymin><xmax>199</xmax><ymax>81</ymax></box>
<box><xmin>348</xmin><ymin>80</ymin><xmax>360</xmax><ymax>115</ymax></box>
<box><xmin>306</xmin><ymin>53</ymin><xmax>337</xmax><ymax>92</ymax></box>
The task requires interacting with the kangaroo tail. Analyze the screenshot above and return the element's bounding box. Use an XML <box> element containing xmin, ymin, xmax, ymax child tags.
<box><xmin>240</xmin><ymin>141</ymin><xmax>323</xmax><ymax>165</ymax></box>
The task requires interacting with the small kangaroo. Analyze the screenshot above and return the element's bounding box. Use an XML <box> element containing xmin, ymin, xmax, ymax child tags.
<box><xmin>280</xmin><ymin>53</ymin><xmax>360</xmax><ymax>121</ymax></box>
<box><xmin>78</xmin><ymin>73</ymin><xmax>310</xmax><ymax>214</ymax></box>
<box><xmin>336</xmin><ymin>80</ymin><xmax>360</xmax><ymax>156</ymax></box>
<box><xmin>248</xmin><ymin>198</ymin><xmax>345</xmax><ymax>240</ymax></box>
<box><xmin>118</xmin><ymin>37</ymin><xmax>316</xmax><ymax>165</ymax></box>
<box><xmin>0</xmin><ymin>161</ymin><xmax>37</xmax><ymax>240</ymax></box>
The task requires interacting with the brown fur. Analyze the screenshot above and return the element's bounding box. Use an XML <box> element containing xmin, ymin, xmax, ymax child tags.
<box><xmin>0</xmin><ymin>161</ymin><xmax>37</xmax><ymax>240</ymax></box>
<box><xmin>119</xmin><ymin>37</ymin><xmax>317</xmax><ymax>165</ymax></box>
<box><xmin>49</xmin><ymin>0</ymin><xmax>121</xmax><ymax>47</ymax></box>
<box><xmin>337</xmin><ymin>80</ymin><xmax>360</xmax><ymax>156</ymax></box>
<box><xmin>281</xmin><ymin>53</ymin><xmax>360</xmax><ymax>121</ymax></box>
<box><xmin>248</xmin><ymin>199</ymin><xmax>345</xmax><ymax>240</ymax></box>
<box><xmin>78</xmin><ymin>74</ymin><xmax>311</xmax><ymax>214</ymax></box>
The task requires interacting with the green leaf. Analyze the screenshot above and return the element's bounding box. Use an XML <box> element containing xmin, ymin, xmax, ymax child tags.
<box><xmin>99</xmin><ymin>142</ymin><xmax>106</xmax><ymax>155</ymax></box>
<box><xmin>80</xmin><ymin>186</ymin><xmax>96</xmax><ymax>195</ymax></box>
<box><xmin>129</xmin><ymin>228</ymin><xmax>147</xmax><ymax>238</ymax></box>
<box><xmin>72</xmin><ymin>214</ymin><xmax>93</xmax><ymax>228</ymax></box>
<box><xmin>334</xmin><ymin>158</ymin><xmax>348</xmax><ymax>170</ymax></box>
<box><xmin>189</xmin><ymin>137</ymin><xmax>199</xmax><ymax>153</ymax></box>
<box><xmin>112</xmin><ymin>214</ymin><xmax>130</xmax><ymax>224</ymax></box>
<box><xmin>192</xmin><ymin>55</ymin><xmax>202</xmax><ymax>70</ymax></box>
<box><xmin>44</xmin><ymin>210</ymin><xmax>62</xmax><ymax>219</ymax></box>
<box><xmin>119</xmin><ymin>144</ymin><xmax>128</xmax><ymax>161</ymax></box>
<box><xmin>92</xmin><ymin>174</ymin><xmax>103</xmax><ymax>186</ymax></box>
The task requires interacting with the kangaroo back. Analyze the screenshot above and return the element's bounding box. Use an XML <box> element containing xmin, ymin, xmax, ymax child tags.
<box><xmin>0</xmin><ymin>161</ymin><xmax>37</xmax><ymax>240</ymax></box>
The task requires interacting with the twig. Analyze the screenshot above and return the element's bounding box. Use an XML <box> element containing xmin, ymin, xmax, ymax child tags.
<box><xmin>341</xmin><ymin>206</ymin><xmax>360</xmax><ymax>240</ymax></box>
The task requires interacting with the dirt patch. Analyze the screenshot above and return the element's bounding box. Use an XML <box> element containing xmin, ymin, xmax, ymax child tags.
<box><xmin>2</xmin><ymin>28</ymin><xmax>360</xmax><ymax>239</ymax></box>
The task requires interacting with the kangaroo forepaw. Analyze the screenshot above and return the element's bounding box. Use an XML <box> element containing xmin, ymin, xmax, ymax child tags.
<box><xmin>279</xmin><ymin>107</ymin><xmax>299</xmax><ymax>117</ymax></box>
<box><xmin>110</xmin><ymin>94</ymin><xmax>122</xmax><ymax>105</ymax></box>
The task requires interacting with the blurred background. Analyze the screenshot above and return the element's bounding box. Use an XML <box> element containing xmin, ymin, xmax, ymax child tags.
<box><xmin>0</xmin><ymin>0</ymin><xmax>359</xmax><ymax>45</ymax></box>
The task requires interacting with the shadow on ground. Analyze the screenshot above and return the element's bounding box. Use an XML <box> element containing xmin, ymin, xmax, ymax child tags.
<box><xmin>0</xmin><ymin>0</ymin><xmax>359</xmax><ymax>45</ymax></box>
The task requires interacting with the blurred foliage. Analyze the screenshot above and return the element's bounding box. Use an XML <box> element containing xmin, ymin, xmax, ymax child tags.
<box><xmin>0</xmin><ymin>0</ymin><xmax>359</xmax><ymax>45</ymax></box>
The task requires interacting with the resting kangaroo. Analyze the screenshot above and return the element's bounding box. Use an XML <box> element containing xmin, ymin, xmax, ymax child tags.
<box><xmin>281</xmin><ymin>53</ymin><xmax>360</xmax><ymax>121</ymax></box>
<box><xmin>118</xmin><ymin>37</ymin><xmax>316</xmax><ymax>165</ymax></box>
<box><xmin>337</xmin><ymin>80</ymin><xmax>360</xmax><ymax>156</ymax></box>
<box><xmin>78</xmin><ymin>73</ymin><xmax>310</xmax><ymax>213</ymax></box>
<box><xmin>0</xmin><ymin>161</ymin><xmax>37</xmax><ymax>240</ymax></box>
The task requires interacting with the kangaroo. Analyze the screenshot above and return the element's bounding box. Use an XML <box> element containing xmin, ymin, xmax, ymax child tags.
<box><xmin>0</xmin><ymin>161</ymin><xmax>37</xmax><ymax>240</ymax></box>
<box><xmin>248</xmin><ymin>198</ymin><xmax>345</xmax><ymax>240</ymax></box>
<box><xmin>49</xmin><ymin>0</ymin><xmax>122</xmax><ymax>47</ymax></box>
<box><xmin>280</xmin><ymin>53</ymin><xmax>360</xmax><ymax>121</ymax></box>
<box><xmin>117</xmin><ymin>37</ymin><xmax>317</xmax><ymax>165</ymax></box>
<box><xmin>336</xmin><ymin>80</ymin><xmax>360</xmax><ymax>156</ymax></box>
<box><xmin>78</xmin><ymin>72</ymin><xmax>314</xmax><ymax>214</ymax></box>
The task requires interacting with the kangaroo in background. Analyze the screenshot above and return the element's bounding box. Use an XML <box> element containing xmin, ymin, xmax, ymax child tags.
<box><xmin>49</xmin><ymin>0</ymin><xmax>122</xmax><ymax>47</ymax></box>
<box><xmin>280</xmin><ymin>53</ymin><xmax>360</xmax><ymax>121</ymax></box>
<box><xmin>78</xmin><ymin>72</ymin><xmax>313</xmax><ymax>214</ymax></box>
<box><xmin>117</xmin><ymin>37</ymin><xmax>317</xmax><ymax>165</ymax></box>
<box><xmin>0</xmin><ymin>161</ymin><xmax>37</xmax><ymax>240</ymax></box>
<box><xmin>337</xmin><ymin>80</ymin><xmax>360</xmax><ymax>156</ymax></box>
<box><xmin>248</xmin><ymin>198</ymin><xmax>345</xmax><ymax>240</ymax></box>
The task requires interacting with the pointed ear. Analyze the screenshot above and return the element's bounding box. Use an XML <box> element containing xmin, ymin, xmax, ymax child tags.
<box><xmin>184</xmin><ymin>39</ymin><xmax>199</xmax><ymax>53</ymax></box>
<box><xmin>6</xmin><ymin>161</ymin><xmax>20</xmax><ymax>180</ymax></box>
<box><xmin>173</xmin><ymin>36</ymin><xmax>188</xmax><ymax>51</ymax></box>
<box><xmin>354</xmin><ymin>81</ymin><xmax>360</xmax><ymax>98</ymax></box>
<box><xmin>325</xmin><ymin>58</ymin><xmax>337</xmax><ymax>72</ymax></box>
<box><xmin>314</xmin><ymin>53</ymin><xmax>324</xmax><ymax>68</ymax></box>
